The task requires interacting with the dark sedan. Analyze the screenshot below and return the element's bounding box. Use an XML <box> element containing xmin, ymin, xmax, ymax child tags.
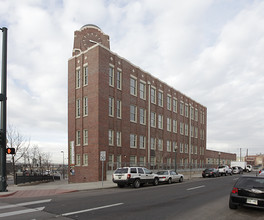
<box><xmin>229</xmin><ymin>176</ymin><xmax>264</xmax><ymax>209</ymax></box>
<box><xmin>202</xmin><ymin>168</ymin><xmax>220</xmax><ymax>178</ymax></box>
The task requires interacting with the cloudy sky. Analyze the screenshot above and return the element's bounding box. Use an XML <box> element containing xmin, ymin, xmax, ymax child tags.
<box><xmin>1</xmin><ymin>0</ymin><xmax>263</xmax><ymax>163</ymax></box>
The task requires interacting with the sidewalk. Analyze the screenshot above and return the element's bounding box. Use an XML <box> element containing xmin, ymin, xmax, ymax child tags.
<box><xmin>0</xmin><ymin>173</ymin><xmax>202</xmax><ymax>198</ymax></box>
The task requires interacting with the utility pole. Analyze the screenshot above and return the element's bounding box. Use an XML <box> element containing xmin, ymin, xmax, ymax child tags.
<box><xmin>0</xmin><ymin>27</ymin><xmax>8</xmax><ymax>192</ymax></box>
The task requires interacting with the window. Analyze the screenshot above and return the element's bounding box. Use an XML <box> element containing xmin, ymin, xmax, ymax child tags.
<box><xmin>167</xmin><ymin>158</ymin><xmax>171</xmax><ymax>166</ymax></box>
<box><xmin>167</xmin><ymin>95</ymin><xmax>171</xmax><ymax>110</ymax></box>
<box><xmin>151</xmin><ymin>137</ymin><xmax>156</xmax><ymax>150</ymax></box>
<box><xmin>185</xmin><ymin>144</ymin><xmax>188</xmax><ymax>153</ymax></box>
<box><xmin>194</xmin><ymin>146</ymin><xmax>198</xmax><ymax>154</ymax></box>
<box><xmin>173</xmin><ymin>120</ymin><xmax>177</xmax><ymax>133</ymax></box>
<box><xmin>195</xmin><ymin>109</ymin><xmax>198</xmax><ymax>121</ymax></box>
<box><xmin>180</xmin><ymin>143</ymin><xmax>183</xmax><ymax>153</ymax></box>
<box><xmin>117</xmin><ymin>100</ymin><xmax>122</xmax><ymax>119</ymax></box>
<box><xmin>180</xmin><ymin>122</ymin><xmax>184</xmax><ymax>135</ymax></box>
<box><xmin>173</xmin><ymin>98</ymin><xmax>177</xmax><ymax>113</ymax></box>
<box><xmin>130</xmin><ymin>105</ymin><xmax>137</xmax><ymax>122</ymax></box>
<box><xmin>191</xmin><ymin>145</ymin><xmax>193</xmax><ymax>154</ymax></box>
<box><xmin>117</xmin><ymin>155</ymin><xmax>121</xmax><ymax>166</ymax></box>
<box><xmin>76</xmin><ymin>154</ymin><xmax>81</xmax><ymax>166</ymax></box>
<box><xmin>83</xmin><ymin>66</ymin><xmax>88</xmax><ymax>86</ymax></box>
<box><xmin>130</xmin><ymin>156</ymin><xmax>137</xmax><ymax>166</ymax></box>
<box><xmin>158</xmin><ymin>91</ymin><xmax>163</xmax><ymax>107</ymax></box>
<box><xmin>180</xmin><ymin>102</ymin><xmax>184</xmax><ymax>115</ymax></box>
<box><xmin>139</xmin><ymin>156</ymin><xmax>145</xmax><ymax>166</ymax></box>
<box><xmin>167</xmin><ymin>140</ymin><xmax>171</xmax><ymax>152</ymax></box>
<box><xmin>109</xmin><ymin>130</ymin><xmax>114</xmax><ymax>145</ymax></box>
<box><xmin>185</xmin><ymin>104</ymin><xmax>189</xmax><ymax>117</ymax></box>
<box><xmin>139</xmin><ymin>108</ymin><xmax>146</xmax><ymax>125</ymax></box>
<box><xmin>76</xmin><ymin>69</ymin><xmax>81</xmax><ymax>88</ymax></box>
<box><xmin>109</xmin><ymin>66</ymin><xmax>114</xmax><ymax>86</ymax></box>
<box><xmin>167</xmin><ymin>118</ymin><xmax>171</xmax><ymax>132</ymax></box>
<box><xmin>83</xmin><ymin>129</ymin><xmax>88</xmax><ymax>145</ymax></box>
<box><xmin>117</xmin><ymin>131</ymin><xmax>121</xmax><ymax>146</ymax></box>
<box><xmin>117</xmin><ymin>70</ymin><xmax>122</xmax><ymax>90</ymax></box>
<box><xmin>83</xmin><ymin>97</ymin><xmax>88</xmax><ymax>116</ymax></box>
<box><xmin>76</xmin><ymin>99</ymin><xmax>81</xmax><ymax>117</ymax></box>
<box><xmin>139</xmin><ymin>136</ymin><xmax>146</xmax><ymax>149</ymax></box>
<box><xmin>109</xmin><ymin>154</ymin><xmax>114</xmax><ymax>166</ymax></box>
<box><xmin>158</xmin><ymin>114</ymin><xmax>163</xmax><ymax>129</ymax></box>
<box><xmin>139</xmin><ymin>82</ymin><xmax>146</xmax><ymax>99</ymax></box>
<box><xmin>185</xmin><ymin>124</ymin><xmax>188</xmax><ymax>136</ymax></box>
<box><xmin>191</xmin><ymin>107</ymin><xmax>194</xmax><ymax>120</ymax></box>
<box><xmin>195</xmin><ymin>127</ymin><xmax>198</xmax><ymax>138</ymax></box>
<box><xmin>130</xmin><ymin>77</ymin><xmax>137</xmax><ymax>96</ymax></box>
<box><xmin>83</xmin><ymin>154</ymin><xmax>88</xmax><ymax>166</ymax></box>
<box><xmin>150</xmin><ymin>156</ymin><xmax>156</xmax><ymax>166</ymax></box>
<box><xmin>158</xmin><ymin>139</ymin><xmax>163</xmax><ymax>151</ymax></box>
<box><xmin>172</xmin><ymin>141</ymin><xmax>177</xmax><ymax>152</ymax></box>
<box><xmin>109</xmin><ymin>97</ymin><xmax>114</xmax><ymax>117</ymax></box>
<box><xmin>151</xmin><ymin>112</ymin><xmax>156</xmax><ymax>127</ymax></box>
<box><xmin>130</xmin><ymin>134</ymin><xmax>137</xmax><ymax>148</ymax></box>
<box><xmin>76</xmin><ymin>130</ymin><xmax>81</xmax><ymax>146</ymax></box>
<box><xmin>151</xmin><ymin>87</ymin><xmax>156</xmax><ymax>104</ymax></box>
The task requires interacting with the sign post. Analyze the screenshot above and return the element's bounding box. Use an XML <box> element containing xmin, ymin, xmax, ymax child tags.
<box><xmin>100</xmin><ymin>151</ymin><xmax>106</xmax><ymax>187</ymax></box>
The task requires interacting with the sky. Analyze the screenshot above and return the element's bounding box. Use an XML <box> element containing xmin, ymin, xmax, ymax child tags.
<box><xmin>0</xmin><ymin>0</ymin><xmax>264</xmax><ymax>163</ymax></box>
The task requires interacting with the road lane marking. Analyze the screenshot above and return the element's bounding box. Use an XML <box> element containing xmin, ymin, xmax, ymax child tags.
<box><xmin>0</xmin><ymin>199</ymin><xmax>51</xmax><ymax>209</ymax></box>
<box><xmin>0</xmin><ymin>207</ymin><xmax>45</xmax><ymax>217</ymax></box>
<box><xmin>187</xmin><ymin>185</ymin><xmax>205</xmax><ymax>191</ymax></box>
<box><xmin>61</xmin><ymin>203</ymin><xmax>124</xmax><ymax>216</ymax></box>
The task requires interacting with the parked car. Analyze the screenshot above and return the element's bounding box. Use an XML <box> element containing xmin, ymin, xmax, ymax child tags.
<box><xmin>112</xmin><ymin>167</ymin><xmax>159</xmax><ymax>188</ymax></box>
<box><xmin>218</xmin><ymin>165</ymin><xmax>232</xmax><ymax>176</ymax></box>
<box><xmin>202</xmin><ymin>168</ymin><xmax>220</xmax><ymax>178</ymax></box>
<box><xmin>232</xmin><ymin>166</ymin><xmax>243</xmax><ymax>174</ymax></box>
<box><xmin>259</xmin><ymin>168</ymin><xmax>264</xmax><ymax>175</ymax></box>
<box><xmin>156</xmin><ymin>170</ymin><xmax>184</xmax><ymax>184</ymax></box>
<box><xmin>229</xmin><ymin>176</ymin><xmax>264</xmax><ymax>209</ymax></box>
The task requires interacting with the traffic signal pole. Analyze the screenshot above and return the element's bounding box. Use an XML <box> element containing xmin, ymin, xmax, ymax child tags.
<box><xmin>0</xmin><ymin>27</ymin><xmax>8</xmax><ymax>192</ymax></box>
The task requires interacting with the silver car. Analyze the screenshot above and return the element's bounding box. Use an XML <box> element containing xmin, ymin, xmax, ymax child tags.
<box><xmin>156</xmin><ymin>170</ymin><xmax>184</xmax><ymax>184</ymax></box>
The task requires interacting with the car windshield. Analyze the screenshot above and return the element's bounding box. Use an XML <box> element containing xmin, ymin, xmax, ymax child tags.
<box><xmin>205</xmin><ymin>169</ymin><xmax>213</xmax><ymax>172</ymax></box>
<box><xmin>157</xmin><ymin>171</ymin><xmax>168</xmax><ymax>175</ymax></box>
<box><xmin>236</xmin><ymin>177</ymin><xmax>264</xmax><ymax>189</ymax></box>
<box><xmin>114</xmin><ymin>168</ymin><xmax>128</xmax><ymax>174</ymax></box>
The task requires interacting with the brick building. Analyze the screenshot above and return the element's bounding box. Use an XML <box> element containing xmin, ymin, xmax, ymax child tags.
<box><xmin>68</xmin><ymin>25</ymin><xmax>207</xmax><ymax>183</ymax></box>
<box><xmin>205</xmin><ymin>149</ymin><xmax>236</xmax><ymax>167</ymax></box>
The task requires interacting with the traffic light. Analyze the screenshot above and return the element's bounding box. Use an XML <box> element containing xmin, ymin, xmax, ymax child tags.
<box><xmin>6</xmin><ymin>148</ymin><xmax>15</xmax><ymax>154</ymax></box>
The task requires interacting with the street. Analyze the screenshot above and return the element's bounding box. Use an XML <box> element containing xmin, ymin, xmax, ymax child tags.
<box><xmin>1</xmin><ymin>174</ymin><xmax>263</xmax><ymax>220</ymax></box>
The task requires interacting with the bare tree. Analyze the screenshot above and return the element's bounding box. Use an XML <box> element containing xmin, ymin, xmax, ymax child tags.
<box><xmin>6</xmin><ymin>124</ymin><xmax>30</xmax><ymax>182</ymax></box>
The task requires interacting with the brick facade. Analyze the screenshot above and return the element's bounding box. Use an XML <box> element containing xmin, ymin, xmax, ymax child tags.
<box><xmin>68</xmin><ymin>25</ymin><xmax>207</xmax><ymax>183</ymax></box>
<box><xmin>205</xmin><ymin>149</ymin><xmax>236</xmax><ymax>167</ymax></box>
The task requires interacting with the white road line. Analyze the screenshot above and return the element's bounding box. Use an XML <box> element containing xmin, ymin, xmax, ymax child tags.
<box><xmin>0</xmin><ymin>199</ymin><xmax>51</xmax><ymax>210</ymax></box>
<box><xmin>187</xmin><ymin>185</ymin><xmax>205</xmax><ymax>191</ymax></box>
<box><xmin>0</xmin><ymin>207</ymin><xmax>45</xmax><ymax>218</ymax></box>
<box><xmin>61</xmin><ymin>203</ymin><xmax>124</xmax><ymax>216</ymax></box>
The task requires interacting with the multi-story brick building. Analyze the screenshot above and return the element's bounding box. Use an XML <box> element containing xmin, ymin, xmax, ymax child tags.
<box><xmin>68</xmin><ymin>24</ymin><xmax>207</xmax><ymax>183</ymax></box>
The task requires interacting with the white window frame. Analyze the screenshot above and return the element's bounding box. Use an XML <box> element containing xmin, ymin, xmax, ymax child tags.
<box><xmin>76</xmin><ymin>68</ymin><xmax>81</xmax><ymax>89</ymax></box>
<box><xmin>109</xmin><ymin>130</ymin><xmax>114</xmax><ymax>146</ymax></box>
<box><xmin>117</xmin><ymin>69</ymin><xmax>122</xmax><ymax>90</ymax></box>
<box><xmin>151</xmin><ymin>112</ymin><xmax>156</xmax><ymax>128</ymax></box>
<box><xmin>139</xmin><ymin>108</ymin><xmax>146</xmax><ymax>125</ymax></box>
<box><xmin>76</xmin><ymin>130</ymin><xmax>81</xmax><ymax>146</ymax></box>
<box><xmin>76</xmin><ymin>154</ymin><xmax>81</xmax><ymax>166</ymax></box>
<box><xmin>130</xmin><ymin>76</ymin><xmax>137</xmax><ymax>96</ymax></box>
<box><xmin>83</xmin><ymin>154</ymin><xmax>88</xmax><ymax>166</ymax></box>
<box><xmin>117</xmin><ymin>131</ymin><xmax>121</xmax><ymax>146</ymax></box>
<box><xmin>173</xmin><ymin>120</ymin><xmax>177</xmax><ymax>133</ymax></box>
<box><xmin>83</xmin><ymin>97</ymin><xmax>88</xmax><ymax>116</ymax></box>
<box><xmin>167</xmin><ymin>140</ymin><xmax>171</xmax><ymax>152</ymax></box>
<box><xmin>173</xmin><ymin>98</ymin><xmax>177</xmax><ymax>113</ymax></box>
<box><xmin>83</xmin><ymin>65</ymin><xmax>88</xmax><ymax>86</ymax></box>
<box><xmin>76</xmin><ymin>99</ymin><xmax>81</xmax><ymax>118</ymax></box>
<box><xmin>158</xmin><ymin>139</ymin><xmax>163</xmax><ymax>151</ymax></box>
<box><xmin>151</xmin><ymin>86</ymin><xmax>156</xmax><ymax>104</ymax></box>
<box><xmin>109</xmin><ymin>66</ymin><xmax>114</xmax><ymax>87</ymax></box>
<box><xmin>150</xmin><ymin>137</ymin><xmax>156</xmax><ymax>150</ymax></box>
<box><xmin>117</xmin><ymin>100</ymin><xmax>122</xmax><ymax>119</ymax></box>
<box><xmin>139</xmin><ymin>81</ymin><xmax>146</xmax><ymax>100</ymax></box>
<box><xmin>130</xmin><ymin>105</ymin><xmax>137</xmax><ymax>123</ymax></box>
<box><xmin>167</xmin><ymin>95</ymin><xmax>171</xmax><ymax>110</ymax></box>
<box><xmin>158</xmin><ymin>90</ymin><xmax>163</xmax><ymax>107</ymax></box>
<box><xmin>130</xmin><ymin>134</ymin><xmax>137</xmax><ymax>148</ymax></box>
<box><xmin>158</xmin><ymin>114</ymin><xmax>163</xmax><ymax>129</ymax></box>
<box><xmin>83</xmin><ymin>129</ymin><xmax>88</xmax><ymax>145</ymax></box>
<box><xmin>109</xmin><ymin>97</ymin><xmax>114</xmax><ymax>117</ymax></box>
<box><xmin>167</xmin><ymin>117</ymin><xmax>171</xmax><ymax>132</ymax></box>
<box><xmin>139</xmin><ymin>135</ymin><xmax>146</xmax><ymax>149</ymax></box>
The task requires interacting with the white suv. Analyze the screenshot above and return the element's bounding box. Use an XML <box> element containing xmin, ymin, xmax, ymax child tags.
<box><xmin>112</xmin><ymin>167</ymin><xmax>159</xmax><ymax>188</ymax></box>
<box><xmin>218</xmin><ymin>165</ymin><xmax>232</xmax><ymax>176</ymax></box>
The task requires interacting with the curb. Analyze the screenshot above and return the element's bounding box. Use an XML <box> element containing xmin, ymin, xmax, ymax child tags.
<box><xmin>0</xmin><ymin>191</ymin><xmax>17</xmax><ymax>198</ymax></box>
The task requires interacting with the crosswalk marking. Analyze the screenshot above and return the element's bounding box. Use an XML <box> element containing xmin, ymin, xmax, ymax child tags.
<box><xmin>0</xmin><ymin>207</ymin><xmax>45</xmax><ymax>218</ymax></box>
<box><xmin>0</xmin><ymin>199</ymin><xmax>51</xmax><ymax>210</ymax></box>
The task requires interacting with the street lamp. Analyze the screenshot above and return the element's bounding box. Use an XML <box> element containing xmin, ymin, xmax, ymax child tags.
<box><xmin>174</xmin><ymin>145</ymin><xmax>178</xmax><ymax>172</ymax></box>
<box><xmin>61</xmin><ymin>150</ymin><xmax>64</xmax><ymax>179</ymax></box>
<box><xmin>218</xmin><ymin>152</ymin><xmax>221</xmax><ymax>167</ymax></box>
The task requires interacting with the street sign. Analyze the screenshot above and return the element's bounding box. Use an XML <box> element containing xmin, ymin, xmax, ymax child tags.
<box><xmin>100</xmin><ymin>151</ymin><xmax>106</xmax><ymax>161</ymax></box>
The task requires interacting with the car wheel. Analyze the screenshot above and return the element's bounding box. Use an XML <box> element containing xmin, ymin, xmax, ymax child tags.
<box><xmin>168</xmin><ymin>178</ymin><xmax>172</xmax><ymax>184</ymax></box>
<box><xmin>229</xmin><ymin>199</ymin><xmax>238</xmax><ymax>209</ymax></box>
<box><xmin>179</xmin><ymin>177</ymin><xmax>183</xmax><ymax>182</ymax></box>
<box><xmin>153</xmin><ymin>178</ymin><xmax>159</xmax><ymax>186</ymax></box>
<box><xmin>133</xmin><ymin>179</ymin><xmax>141</xmax><ymax>188</ymax></box>
<box><xmin>117</xmin><ymin>183</ymin><xmax>125</xmax><ymax>188</ymax></box>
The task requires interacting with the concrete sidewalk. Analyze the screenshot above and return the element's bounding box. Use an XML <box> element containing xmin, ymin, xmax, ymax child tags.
<box><xmin>0</xmin><ymin>173</ymin><xmax>202</xmax><ymax>198</ymax></box>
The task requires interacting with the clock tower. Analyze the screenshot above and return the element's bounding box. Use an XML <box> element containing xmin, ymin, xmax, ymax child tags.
<box><xmin>72</xmin><ymin>24</ymin><xmax>110</xmax><ymax>56</ymax></box>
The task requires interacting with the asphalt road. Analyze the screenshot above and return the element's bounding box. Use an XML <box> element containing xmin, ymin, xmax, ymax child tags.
<box><xmin>1</xmin><ymin>174</ymin><xmax>264</xmax><ymax>220</ymax></box>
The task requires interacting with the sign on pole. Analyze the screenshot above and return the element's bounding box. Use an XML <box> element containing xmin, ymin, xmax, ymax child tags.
<box><xmin>100</xmin><ymin>151</ymin><xmax>106</xmax><ymax>187</ymax></box>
